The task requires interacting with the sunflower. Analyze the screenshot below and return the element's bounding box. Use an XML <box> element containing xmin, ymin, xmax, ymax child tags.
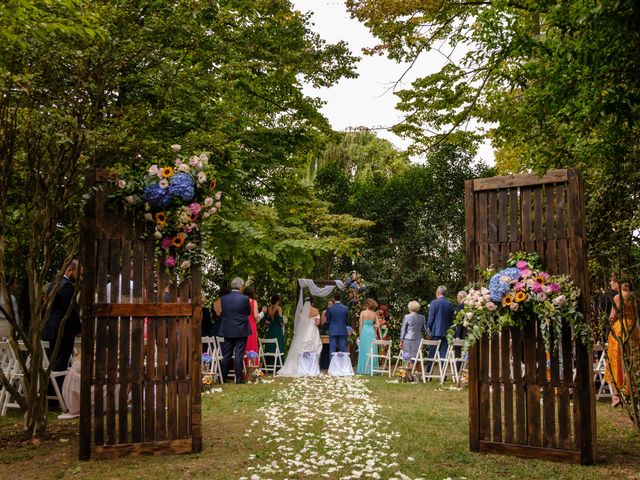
<box><xmin>161</xmin><ymin>166</ymin><xmax>174</xmax><ymax>178</ymax></box>
<box><xmin>502</xmin><ymin>294</ymin><xmax>513</xmax><ymax>307</ymax></box>
<box><xmin>515</xmin><ymin>291</ymin><xmax>527</xmax><ymax>302</ymax></box>
<box><xmin>534</xmin><ymin>275</ymin><xmax>545</xmax><ymax>285</ymax></box>
<box><xmin>188</xmin><ymin>212</ymin><xmax>197</xmax><ymax>222</ymax></box>
<box><xmin>155</xmin><ymin>211</ymin><xmax>167</xmax><ymax>226</ymax></box>
<box><xmin>209</xmin><ymin>179</ymin><xmax>216</xmax><ymax>190</ymax></box>
<box><xmin>171</xmin><ymin>236</ymin><xmax>185</xmax><ymax>248</ymax></box>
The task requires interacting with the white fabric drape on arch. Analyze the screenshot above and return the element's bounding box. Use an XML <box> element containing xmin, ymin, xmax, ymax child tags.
<box><xmin>294</xmin><ymin>279</ymin><xmax>345</xmax><ymax>332</ymax></box>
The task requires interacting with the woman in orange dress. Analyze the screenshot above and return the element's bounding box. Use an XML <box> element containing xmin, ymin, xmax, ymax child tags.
<box><xmin>604</xmin><ymin>283</ymin><xmax>640</xmax><ymax>407</ymax></box>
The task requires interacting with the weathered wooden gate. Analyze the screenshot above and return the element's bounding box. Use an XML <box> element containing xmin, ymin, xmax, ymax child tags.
<box><xmin>465</xmin><ymin>169</ymin><xmax>595</xmax><ymax>464</ymax></box>
<box><xmin>79</xmin><ymin>170</ymin><xmax>202</xmax><ymax>460</ymax></box>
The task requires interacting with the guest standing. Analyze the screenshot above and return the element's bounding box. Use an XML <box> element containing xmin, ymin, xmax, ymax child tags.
<box><xmin>400</xmin><ymin>301</ymin><xmax>427</xmax><ymax>370</ymax></box>
<box><xmin>426</xmin><ymin>285</ymin><xmax>454</xmax><ymax>361</ymax></box>
<box><xmin>356</xmin><ymin>298</ymin><xmax>379</xmax><ymax>375</ymax></box>
<box><xmin>265</xmin><ymin>294</ymin><xmax>285</xmax><ymax>368</ymax></box>
<box><xmin>43</xmin><ymin>260</ymin><xmax>81</xmax><ymax>381</ymax></box>
<box><xmin>453</xmin><ymin>291</ymin><xmax>467</xmax><ymax>339</ymax></box>
<box><xmin>217</xmin><ymin>278</ymin><xmax>251</xmax><ymax>384</ymax></box>
<box><xmin>212</xmin><ymin>286</ymin><xmax>230</xmax><ymax>338</ymax></box>
<box><xmin>604</xmin><ymin>282</ymin><xmax>640</xmax><ymax>407</ymax></box>
<box><xmin>319</xmin><ymin>298</ymin><xmax>334</xmax><ymax>369</ymax></box>
<box><xmin>244</xmin><ymin>287</ymin><xmax>260</xmax><ymax>367</ymax></box>
<box><xmin>376</xmin><ymin>304</ymin><xmax>389</xmax><ymax>354</ymax></box>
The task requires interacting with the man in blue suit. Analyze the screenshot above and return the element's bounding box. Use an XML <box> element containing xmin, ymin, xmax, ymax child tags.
<box><xmin>218</xmin><ymin>277</ymin><xmax>251</xmax><ymax>384</ymax></box>
<box><xmin>325</xmin><ymin>291</ymin><xmax>349</xmax><ymax>354</ymax></box>
<box><xmin>427</xmin><ymin>285</ymin><xmax>454</xmax><ymax>362</ymax></box>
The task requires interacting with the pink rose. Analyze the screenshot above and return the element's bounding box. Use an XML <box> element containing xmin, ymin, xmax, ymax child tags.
<box><xmin>189</xmin><ymin>203</ymin><xmax>202</xmax><ymax>216</ymax></box>
<box><xmin>516</xmin><ymin>260</ymin><xmax>528</xmax><ymax>270</ymax></box>
<box><xmin>160</xmin><ymin>238</ymin><xmax>172</xmax><ymax>249</ymax></box>
<box><xmin>520</xmin><ymin>268</ymin><xmax>532</xmax><ymax>278</ymax></box>
<box><xmin>486</xmin><ymin>302</ymin><xmax>497</xmax><ymax>311</ymax></box>
<box><xmin>537</xmin><ymin>292</ymin><xmax>548</xmax><ymax>301</ymax></box>
<box><xmin>164</xmin><ymin>256</ymin><xmax>176</xmax><ymax>267</ymax></box>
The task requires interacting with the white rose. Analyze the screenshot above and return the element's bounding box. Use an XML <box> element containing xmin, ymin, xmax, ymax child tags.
<box><xmin>465</xmin><ymin>312</ymin><xmax>474</xmax><ymax>320</ymax></box>
<box><xmin>215</xmin><ymin>201</ymin><xmax>221</xmax><ymax>209</ymax></box>
<box><xmin>117</xmin><ymin>179</ymin><xmax>127</xmax><ymax>189</ymax></box>
<box><xmin>202</xmin><ymin>211</ymin><xmax>210</xmax><ymax>219</ymax></box>
<box><xmin>125</xmin><ymin>195</ymin><xmax>136</xmax><ymax>205</ymax></box>
<box><xmin>215</xmin><ymin>191</ymin><xmax>222</xmax><ymax>200</ymax></box>
<box><xmin>178</xmin><ymin>163</ymin><xmax>191</xmax><ymax>173</ymax></box>
<box><xmin>197</xmin><ymin>171</ymin><xmax>207</xmax><ymax>184</ymax></box>
<box><xmin>481</xmin><ymin>287</ymin><xmax>489</xmax><ymax>295</ymax></box>
<box><xmin>144</xmin><ymin>212</ymin><xmax>153</xmax><ymax>221</ymax></box>
<box><xmin>510</xmin><ymin>302</ymin><xmax>519</xmax><ymax>311</ymax></box>
<box><xmin>186</xmin><ymin>242</ymin><xmax>197</xmax><ymax>250</ymax></box>
<box><xmin>181</xmin><ymin>260</ymin><xmax>191</xmax><ymax>269</ymax></box>
<box><xmin>553</xmin><ymin>295</ymin><xmax>567</xmax><ymax>306</ymax></box>
<box><xmin>486</xmin><ymin>302</ymin><xmax>497</xmax><ymax>311</ymax></box>
<box><xmin>199</xmin><ymin>152</ymin><xmax>209</xmax><ymax>163</ymax></box>
<box><xmin>153</xmin><ymin>230</ymin><xmax>163</xmax><ymax>239</ymax></box>
<box><xmin>148</xmin><ymin>165</ymin><xmax>159</xmax><ymax>176</ymax></box>
<box><xmin>210</xmin><ymin>207</ymin><xmax>217</xmax><ymax>214</ymax></box>
<box><xmin>171</xmin><ymin>144</ymin><xmax>182</xmax><ymax>152</ymax></box>
<box><xmin>159</xmin><ymin>179</ymin><xmax>169</xmax><ymax>189</ymax></box>
<box><xmin>204</xmin><ymin>197</ymin><xmax>214</xmax><ymax>207</ymax></box>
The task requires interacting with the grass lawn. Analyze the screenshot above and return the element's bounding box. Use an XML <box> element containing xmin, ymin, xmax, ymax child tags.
<box><xmin>0</xmin><ymin>378</ymin><xmax>639</xmax><ymax>480</ymax></box>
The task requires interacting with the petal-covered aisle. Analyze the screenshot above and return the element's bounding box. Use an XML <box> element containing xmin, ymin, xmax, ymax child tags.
<box><xmin>241</xmin><ymin>376</ymin><xmax>417</xmax><ymax>480</ymax></box>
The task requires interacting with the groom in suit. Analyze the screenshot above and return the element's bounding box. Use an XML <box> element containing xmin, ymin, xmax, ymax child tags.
<box><xmin>427</xmin><ymin>285</ymin><xmax>455</xmax><ymax>361</ymax></box>
<box><xmin>325</xmin><ymin>291</ymin><xmax>349</xmax><ymax>353</ymax></box>
<box><xmin>218</xmin><ymin>277</ymin><xmax>251</xmax><ymax>384</ymax></box>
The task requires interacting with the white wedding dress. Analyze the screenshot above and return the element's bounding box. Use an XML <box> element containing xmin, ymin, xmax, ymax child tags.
<box><xmin>276</xmin><ymin>301</ymin><xmax>322</xmax><ymax>376</ymax></box>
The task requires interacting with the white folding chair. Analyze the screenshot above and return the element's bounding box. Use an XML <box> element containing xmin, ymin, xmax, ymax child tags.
<box><xmin>40</xmin><ymin>341</ymin><xmax>68</xmax><ymax>412</ymax></box>
<box><xmin>258</xmin><ymin>338</ymin><xmax>283</xmax><ymax>375</ymax></box>
<box><xmin>441</xmin><ymin>338</ymin><xmax>467</xmax><ymax>384</ymax></box>
<box><xmin>365</xmin><ymin>340</ymin><xmax>392</xmax><ymax>377</ymax></box>
<box><xmin>593</xmin><ymin>343</ymin><xmax>612</xmax><ymax>399</ymax></box>
<box><xmin>392</xmin><ymin>347</ymin><xmax>409</xmax><ymax>376</ymax></box>
<box><xmin>411</xmin><ymin>339</ymin><xmax>444</xmax><ymax>383</ymax></box>
<box><xmin>201</xmin><ymin>336</ymin><xmax>223</xmax><ymax>383</ymax></box>
<box><xmin>1</xmin><ymin>341</ymin><xmax>28</xmax><ymax>416</ymax></box>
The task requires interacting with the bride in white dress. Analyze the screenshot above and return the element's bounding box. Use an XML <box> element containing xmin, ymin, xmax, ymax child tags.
<box><xmin>276</xmin><ymin>298</ymin><xmax>323</xmax><ymax>376</ymax></box>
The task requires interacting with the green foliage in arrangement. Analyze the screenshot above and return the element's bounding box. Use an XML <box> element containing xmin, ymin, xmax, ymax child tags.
<box><xmin>346</xmin><ymin>0</ymin><xmax>640</xmax><ymax>286</ymax></box>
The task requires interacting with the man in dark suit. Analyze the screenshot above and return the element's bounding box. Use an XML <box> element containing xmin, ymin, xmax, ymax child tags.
<box><xmin>325</xmin><ymin>291</ymin><xmax>349</xmax><ymax>354</ymax></box>
<box><xmin>218</xmin><ymin>277</ymin><xmax>251</xmax><ymax>384</ymax></box>
<box><xmin>43</xmin><ymin>259</ymin><xmax>81</xmax><ymax>382</ymax></box>
<box><xmin>427</xmin><ymin>285</ymin><xmax>454</xmax><ymax>361</ymax></box>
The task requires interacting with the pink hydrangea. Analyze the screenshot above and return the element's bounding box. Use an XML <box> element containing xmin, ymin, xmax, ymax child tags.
<box><xmin>516</xmin><ymin>260</ymin><xmax>528</xmax><ymax>270</ymax></box>
<box><xmin>160</xmin><ymin>238</ymin><xmax>172</xmax><ymax>249</ymax></box>
<box><xmin>164</xmin><ymin>256</ymin><xmax>176</xmax><ymax>267</ymax></box>
<box><xmin>189</xmin><ymin>203</ymin><xmax>202</xmax><ymax>216</ymax></box>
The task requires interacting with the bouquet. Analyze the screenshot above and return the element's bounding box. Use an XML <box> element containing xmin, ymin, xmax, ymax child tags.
<box><xmin>449</xmin><ymin>252</ymin><xmax>591</xmax><ymax>353</ymax></box>
<box><xmin>252</xmin><ymin>368</ymin><xmax>265</xmax><ymax>383</ymax></box>
<box><xmin>113</xmin><ymin>144</ymin><xmax>223</xmax><ymax>276</ymax></box>
<box><xmin>344</xmin><ymin>271</ymin><xmax>367</xmax><ymax>307</ymax></box>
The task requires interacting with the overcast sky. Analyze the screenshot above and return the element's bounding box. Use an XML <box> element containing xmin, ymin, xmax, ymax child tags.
<box><xmin>291</xmin><ymin>0</ymin><xmax>495</xmax><ymax>163</ymax></box>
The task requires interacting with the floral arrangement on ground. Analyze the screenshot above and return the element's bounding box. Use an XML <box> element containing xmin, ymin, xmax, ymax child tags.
<box><xmin>112</xmin><ymin>144</ymin><xmax>222</xmax><ymax>276</ymax></box>
<box><xmin>449</xmin><ymin>252</ymin><xmax>592</xmax><ymax>353</ymax></box>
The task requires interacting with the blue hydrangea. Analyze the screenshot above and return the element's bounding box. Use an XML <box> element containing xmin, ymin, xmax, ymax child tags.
<box><xmin>169</xmin><ymin>173</ymin><xmax>195</xmax><ymax>202</ymax></box>
<box><xmin>489</xmin><ymin>267</ymin><xmax>521</xmax><ymax>302</ymax></box>
<box><xmin>144</xmin><ymin>183</ymin><xmax>171</xmax><ymax>209</ymax></box>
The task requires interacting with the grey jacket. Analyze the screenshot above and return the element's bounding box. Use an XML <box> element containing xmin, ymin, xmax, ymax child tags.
<box><xmin>400</xmin><ymin>312</ymin><xmax>427</xmax><ymax>341</ymax></box>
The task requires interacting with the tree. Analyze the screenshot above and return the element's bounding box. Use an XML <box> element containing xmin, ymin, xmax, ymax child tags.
<box><xmin>347</xmin><ymin>0</ymin><xmax>640</xmax><ymax>285</ymax></box>
<box><xmin>1</xmin><ymin>0</ymin><xmax>360</xmax><ymax>438</ymax></box>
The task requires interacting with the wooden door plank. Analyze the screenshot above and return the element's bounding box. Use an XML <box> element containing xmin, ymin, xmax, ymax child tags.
<box><xmin>490</xmin><ymin>333</ymin><xmax>502</xmax><ymax>443</ymax></box>
<box><xmin>501</xmin><ymin>328</ymin><xmax>514</xmax><ymax>444</ymax></box>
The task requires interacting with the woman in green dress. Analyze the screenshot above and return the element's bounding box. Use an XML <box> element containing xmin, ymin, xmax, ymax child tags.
<box><xmin>265</xmin><ymin>294</ymin><xmax>285</xmax><ymax>369</ymax></box>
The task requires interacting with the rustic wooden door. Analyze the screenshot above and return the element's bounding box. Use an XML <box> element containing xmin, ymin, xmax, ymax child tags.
<box><xmin>79</xmin><ymin>170</ymin><xmax>202</xmax><ymax>460</ymax></box>
<box><xmin>465</xmin><ymin>169</ymin><xmax>596</xmax><ymax>464</ymax></box>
